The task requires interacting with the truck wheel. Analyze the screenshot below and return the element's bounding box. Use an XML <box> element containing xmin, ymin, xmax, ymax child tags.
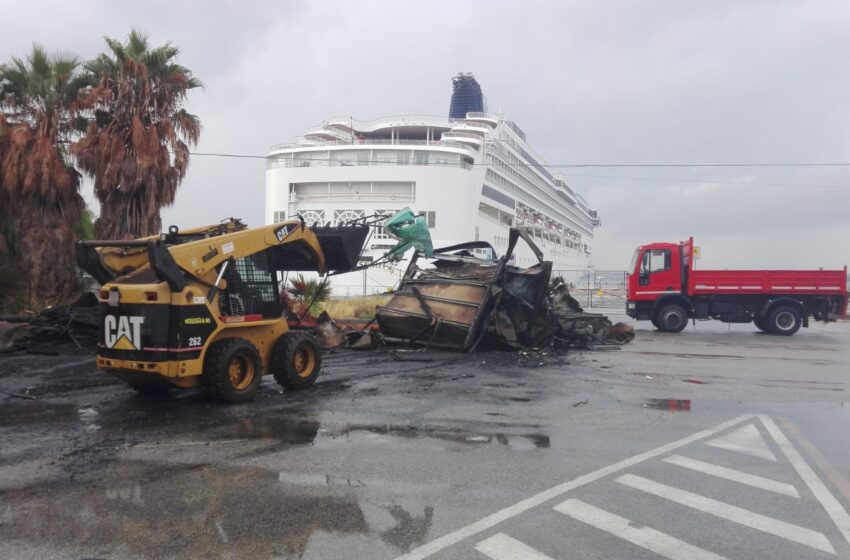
<box><xmin>203</xmin><ymin>338</ymin><xmax>262</xmax><ymax>402</ymax></box>
<box><xmin>656</xmin><ymin>304</ymin><xmax>688</xmax><ymax>333</ymax></box>
<box><xmin>752</xmin><ymin>315</ymin><xmax>769</xmax><ymax>332</ymax></box>
<box><xmin>767</xmin><ymin>305</ymin><xmax>802</xmax><ymax>336</ymax></box>
<box><xmin>271</xmin><ymin>332</ymin><xmax>322</xmax><ymax>390</ymax></box>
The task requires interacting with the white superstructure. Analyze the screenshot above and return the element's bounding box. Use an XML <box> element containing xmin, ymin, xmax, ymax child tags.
<box><xmin>266</xmin><ymin>93</ymin><xmax>600</xmax><ymax>294</ymax></box>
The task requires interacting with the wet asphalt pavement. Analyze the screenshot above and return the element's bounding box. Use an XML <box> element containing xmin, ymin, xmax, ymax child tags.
<box><xmin>1</xmin><ymin>317</ymin><xmax>849</xmax><ymax>559</ymax></box>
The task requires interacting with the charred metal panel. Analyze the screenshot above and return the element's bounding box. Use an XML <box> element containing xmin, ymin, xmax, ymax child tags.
<box><xmin>377</xmin><ymin>227</ymin><xmax>550</xmax><ymax>351</ymax></box>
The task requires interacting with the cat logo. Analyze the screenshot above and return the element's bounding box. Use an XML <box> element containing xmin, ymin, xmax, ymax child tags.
<box><xmin>104</xmin><ymin>315</ymin><xmax>145</xmax><ymax>350</ymax></box>
<box><xmin>274</xmin><ymin>225</ymin><xmax>291</xmax><ymax>243</ymax></box>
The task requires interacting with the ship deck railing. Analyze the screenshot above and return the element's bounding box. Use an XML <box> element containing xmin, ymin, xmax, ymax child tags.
<box><xmin>269</xmin><ymin>138</ymin><xmax>478</xmax><ymax>155</ymax></box>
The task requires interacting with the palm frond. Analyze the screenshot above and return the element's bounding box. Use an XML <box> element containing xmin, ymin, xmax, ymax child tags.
<box><xmin>126</xmin><ymin>29</ymin><xmax>149</xmax><ymax>59</ymax></box>
<box><xmin>28</xmin><ymin>45</ymin><xmax>51</xmax><ymax>79</ymax></box>
<box><xmin>73</xmin><ymin>30</ymin><xmax>202</xmax><ymax>239</ymax></box>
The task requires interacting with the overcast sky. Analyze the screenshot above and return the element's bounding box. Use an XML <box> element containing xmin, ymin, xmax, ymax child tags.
<box><xmin>2</xmin><ymin>0</ymin><xmax>849</xmax><ymax>269</ymax></box>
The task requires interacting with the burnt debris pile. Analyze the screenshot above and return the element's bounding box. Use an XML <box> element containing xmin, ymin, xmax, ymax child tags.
<box><xmin>0</xmin><ymin>293</ymin><xmax>100</xmax><ymax>354</ymax></box>
<box><xmin>375</xmin><ymin>228</ymin><xmax>633</xmax><ymax>352</ymax></box>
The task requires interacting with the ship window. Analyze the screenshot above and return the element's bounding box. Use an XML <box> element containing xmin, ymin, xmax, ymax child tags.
<box><xmin>414</xmin><ymin>152</ymin><xmax>429</xmax><ymax>165</ymax></box>
<box><xmin>330</xmin><ymin>151</ymin><xmax>356</xmax><ymax>166</ymax></box>
<box><xmin>273</xmin><ymin>211</ymin><xmax>287</xmax><ymax>223</ymax></box>
<box><xmin>298</xmin><ymin>209</ymin><xmax>325</xmax><ymax>226</ymax></box>
<box><xmin>431</xmin><ymin>152</ymin><xmax>461</xmax><ymax>166</ymax></box>
<box><xmin>334</xmin><ymin>209</ymin><xmax>365</xmax><ymax>226</ymax></box>
<box><xmin>418</xmin><ymin>210</ymin><xmax>436</xmax><ymax>228</ymax></box>
<box><xmin>373</xmin><ymin>210</ymin><xmax>395</xmax><ymax>239</ymax></box>
<box><xmin>396</xmin><ymin>152</ymin><xmax>410</xmax><ymax>165</ymax></box>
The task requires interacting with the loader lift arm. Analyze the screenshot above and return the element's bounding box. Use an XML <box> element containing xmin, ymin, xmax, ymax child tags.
<box><xmin>78</xmin><ymin>220</ymin><xmax>337</xmax><ymax>292</ymax></box>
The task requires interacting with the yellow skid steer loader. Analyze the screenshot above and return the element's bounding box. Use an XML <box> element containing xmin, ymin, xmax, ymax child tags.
<box><xmin>76</xmin><ymin>219</ymin><xmax>368</xmax><ymax>402</ymax></box>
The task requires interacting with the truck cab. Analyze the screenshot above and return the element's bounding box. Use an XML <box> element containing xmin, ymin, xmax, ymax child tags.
<box><xmin>626</xmin><ymin>239</ymin><xmax>692</xmax><ymax>332</ymax></box>
<box><xmin>628</xmin><ymin>241</ymin><xmax>686</xmax><ymax>301</ymax></box>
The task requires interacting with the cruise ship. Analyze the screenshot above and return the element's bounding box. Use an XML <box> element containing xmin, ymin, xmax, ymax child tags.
<box><xmin>265</xmin><ymin>74</ymin><xmax>601</xmax><ymax>294</ymax></box>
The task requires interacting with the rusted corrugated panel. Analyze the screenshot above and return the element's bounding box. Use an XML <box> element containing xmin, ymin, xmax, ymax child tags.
<box><xmin>376</xmin><ymin>228</ymin><xmax>549</xmax><ymax>351</ymax></box>
<box><xmin>376</xmin><ymin>278</ymin><xmax>491</xmax><ymax>350</ymax></box>
<box><xmin>379</xmin><ymin>293</ymin><xmax>480</xmax><ymax>325</ymax></box>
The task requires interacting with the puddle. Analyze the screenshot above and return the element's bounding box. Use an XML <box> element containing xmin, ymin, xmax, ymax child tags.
<box><xmin>0</xmin><ymin>398</ymin><xmax>549</xmax><ymax>454</ymax></box>
<box><xmin>0</xmin><ymin>461</ymin><xmax>369</xmax><ymax>559</ymax></box>
<box><xmin>643</xmin><ymin>398</ymin><xmax>692</xmax><ymax>412</ymax></box>
<box><xmin>229</xmin><ymin>416</ymin><xmax>321</xmax><ymax>444</ymax></box>
<box><xmin>381</xmin><ymin>504</ymin><xmax>434</xmax><ymax>553</ymax></box>
<box><xmin>316</xmin><ymin>423</ymin><xmax>550</xmax><ymax>450</ymax></box>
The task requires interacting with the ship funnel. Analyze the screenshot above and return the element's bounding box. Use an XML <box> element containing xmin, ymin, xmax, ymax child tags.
<box><xmin>449</xmin><ymin>73</ymin><xmax>484</xmax><ymax>119</ymax></box>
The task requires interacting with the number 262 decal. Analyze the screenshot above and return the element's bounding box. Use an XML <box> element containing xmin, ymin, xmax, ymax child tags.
<box><xmin>188</xmin><ymin>337</ymin><xmax>202</xmax><ymax>347</ymax></box>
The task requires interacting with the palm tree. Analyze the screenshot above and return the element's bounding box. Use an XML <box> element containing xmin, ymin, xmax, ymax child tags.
<box><xmin>73</xmin><ymin>30</ymin><xmax>201</xmax><ymax>239</ymax></box>
<box><xmin>0</xmin><ymin>112</ymin><xmax>11</xmax><ymax>255</ymax></box>
<box><xmin>286</xmin><ymin>274</ymin><xmax>332</xmax><ymax>317</ymax></box>
<box><xmin>0</xmin><ymin>46</ymin><xmax>87</xmax><ymax>308</ymax></box>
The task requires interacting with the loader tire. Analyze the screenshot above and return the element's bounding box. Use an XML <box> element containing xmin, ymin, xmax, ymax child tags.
<box><xmin>766</xmin><ymin>305</ymin><xmax>802</xmax><ymax>336</ymax></box>
<box><xmin>271</xmin><ymin>332</ymin><xmax>321</xmax><ymax>391</ymax></box>
<box><xmin>655</xmin><ymin>303</ymin><xmax>688</xmax><ymax>333</ymax></box>
<box><xmin>203</xmin><ymin>338</ymin><xmax>262</xmax><ymax>402</ymax></box>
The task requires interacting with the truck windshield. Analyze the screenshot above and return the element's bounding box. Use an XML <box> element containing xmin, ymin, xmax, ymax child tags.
<box><xmin>629</xmin><ymin>249</ymin><xmax>640</xmax><ymax>274</ymax></box>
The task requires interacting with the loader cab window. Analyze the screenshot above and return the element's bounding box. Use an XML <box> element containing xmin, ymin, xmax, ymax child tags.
<box><xmin>220</xmin><ymin>252</ymin><xmax>282</xmax><ymax>318</ymax></box>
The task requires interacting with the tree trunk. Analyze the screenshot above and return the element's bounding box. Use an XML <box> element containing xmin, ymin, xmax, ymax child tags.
<box><xmin>18</xmin><ymin>207</ymin><xmax>79</xmax><ymax>309</ymax></box>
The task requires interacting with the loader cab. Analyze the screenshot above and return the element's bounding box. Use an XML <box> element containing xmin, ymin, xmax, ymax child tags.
<box><xmin>627</xmin><ymin>242</ymin><xmax>683</xmax><ymax>301</ymax></box>
<box><xmin>218</xmin><ymin>252</ymin><xmax>282</xmax><ymax>319</ymax></box>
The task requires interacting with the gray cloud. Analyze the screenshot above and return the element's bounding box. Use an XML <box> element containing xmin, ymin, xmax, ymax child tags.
<box><xmin>2</xmin><ymin>0</ymin><xmax>848</xmax><ymax>269</ymax></box>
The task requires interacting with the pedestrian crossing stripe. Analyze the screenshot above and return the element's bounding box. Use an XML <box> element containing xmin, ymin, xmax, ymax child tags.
<box><xmin>662</xmin><ymin>454</ymin><xmax>800</xmax><ymax>497</ymax></box>
<box><xmin>392</xmin><ymin>414</ymin><xmax>850</xmax><ymax>560</ymax></box>
<box><xmin>616</xmin><ymin>473</ymin><xmax>834</xmax><ymax>554</ymax></box>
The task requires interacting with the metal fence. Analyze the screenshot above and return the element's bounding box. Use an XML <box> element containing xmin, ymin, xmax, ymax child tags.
<box><xmin>553</xmin><ymin>270</ymin><xmax>629</xmax><ymax>310</ymax></box>
<box><xmin>322</xmin><ymin>269</ymin><xmax>630</xmax><ymax>308</ymax></box>
<box><xmin>328</xmin><ymin>284</ymin><xmax>396</xmax><ymax>297</ymax></box>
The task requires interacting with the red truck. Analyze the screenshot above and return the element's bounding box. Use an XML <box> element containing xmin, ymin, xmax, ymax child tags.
<box><xmin>626</xmin><ymin>238</ymin><xmax>848</xmax><ymax>335</ymax></box>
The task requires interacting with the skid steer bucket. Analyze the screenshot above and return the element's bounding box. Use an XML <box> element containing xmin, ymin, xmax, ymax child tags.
<box><xmin>312</xmin><ymin>226</ymin><xmax>370</xmax><ymax>273</ymax></box>
<box><xmin>266</xmin><ymin>225</ymin><xmax>370</xmax><ymax>274</ymax></box>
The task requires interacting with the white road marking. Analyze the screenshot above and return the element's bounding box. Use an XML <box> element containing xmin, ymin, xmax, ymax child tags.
<box><xmin>663</xmin><ymin>454</ymin><xmax>800</xmax><ymax>497</ymax></box>
<box><xmin>474</xmin><ymin>533</ymin><xmax>556</xmax><ymax>560</ymax></box>
<box><xmin>617</xmin><ymin>473</ymin><xmax>835</xmax><ymax>554</ymax></box>
<box><xmin>760</xmin><ymin>414</ymin><xmax>850</xmax><ymax>547</ymax></box>
<box><xmin>554</xmin><ymin>498</ymin><xmax>726</xmax><ymax>560</ymax></box>
<box><xmin>391</xmin><ymin>414</ymin><xmax>754</xmax><ymax>560</ymax></box>
<box><xmin>705</xmin><ymin>423</ymin><xmax>776</xmax><ymax>461</ymax></box>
